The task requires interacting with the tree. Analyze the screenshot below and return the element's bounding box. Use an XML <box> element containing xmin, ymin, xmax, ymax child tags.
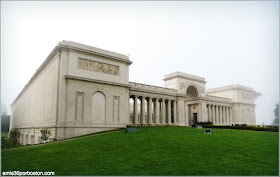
<box><xmin>40</xmin><ymin>129</ymin><xmax>51</xmax><ymax>143</ymax></box>
<box><xmin>9</xmin><ymin>128</ymin><xmax>21</xmax><ymax>145</ymax></box>
<box><xmin>1</xmin><ymin>113</ymin><xmax>10</xmax><ymax>133</ymax></box>
<box><xmin>1</xmin><ymin>102</ymin><xmax>8</xmax><ymax>115</ymax></box>
<box><xmin>272</xmin><ymin>103</ymin><xmax>279</xmax><ymax>125</ymax></box>
<box><xmin>1</xmin><ymin>102</ymin><xmax>10</xmax><ymax>133</ymax></box>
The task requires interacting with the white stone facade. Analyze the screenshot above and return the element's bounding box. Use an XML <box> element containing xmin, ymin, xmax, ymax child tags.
<box><xmin>10</xmin><ymin>41</ymin><xmax>258</xmax><ymax>145</ymax></box>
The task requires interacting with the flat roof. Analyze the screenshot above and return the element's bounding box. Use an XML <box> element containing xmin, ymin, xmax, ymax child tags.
<box><xmin>58</xmin><ymin>40</ymin><xmax>132</xmax><ymax>64</ymax></box>
<box><xmin>11</xmin><ymin>40</ymin><xmax>132</xmax><ymax>106</ymax></box>
<box><xmin>206</xmin><ymin>84</ymin><xmax>255</xmax><ymax>93</ymax></box>
<box><xmin>164</xmin><ymin>71</ymin><xmax>206</xmax><ymax>83</ymax></box>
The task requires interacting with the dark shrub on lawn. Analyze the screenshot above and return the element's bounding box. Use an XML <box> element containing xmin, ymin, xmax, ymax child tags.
<box><xmin>1</xmin><ymin>136</ymin><xmax>13</xmax><ymax>148</ymax></box>
<box><xmin>197</xmin><ymin>121</ymin><xmax>213</xmax><ymax>127</ymax></box>
<box><xmin>9</xmin><ymin>128</ymin><xmax>20</xmax><ymax>145</ymax></box>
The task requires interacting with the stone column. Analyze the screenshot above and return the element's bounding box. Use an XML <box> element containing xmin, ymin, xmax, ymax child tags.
<box><xmin>225</xmin><ymin>107</ymin><xmax>228</xmax><ymax>125</ymax></box>
<box><xmin>229</xmin><ymin>107</ymin><xmax>233</xmax><ymax>125</ymax></box>
<box><xmin>185</xmin><ymin>104</ymin><xmax>189</xmax><ymax>126</ymax></box>
<box><xmin>206</xmin><ymin>105</ymin><xmax>208</xmax><ymax>121</ymax></box>
<box><xmin>155</xmin><ymin>98</ymin><xmax>160</xmax><ymax>125</ymax></box>
<box><xmin>173</xmin><ymin>101</ymin><xmax>177</xmax><ymax>124</ymax></box>
<box><xmin>226</xmin><ymin>107</ymin><xmax>229</xmax><ymax>125</ymax></box>
<box><xmin>222</xmin><ymin>106</ymin><xmax>225</xmax><ymax>125</ymax></box>
<box><xmin>134</xmin><ymin>96</ymin><xmax>139</xmax><ymax>124</ymax></box>
<box><xmin>129</xmin><ymin>96</ymin><xmax>132</xmax><ymax>124</ymax></box>
<box><xmin>167</xmin><ymin>100</ymin><xmax>171</xmax><ymax>124</ymax></box>
<box><xmin>219</xmin><ymin>106</ymin><xmax>222</xmax><ymax>125</ymax></box>
<box><xmin>215</xmin><ymin>105</ymin><xmax>219</xmax><ymax>125</ymax></box>
<box><xmin>161</xmin><ymin>99</ymin><xmax>166</xmax><ymax>125</ymax></box>
<box><xmin>148</xmin><ymin>97</ymin><xmax>153</xmax><ymax>124</ymax></box>
<box><xmin>226</xmin><ymin>107</ymin><xmax>228</xmax><ymax>125</ymax></box>
<box><xmin>198</xmin><ymin>103</ymin><xmax>202</xmax><ymax>123</ymax></box>
<box><xmin>209</xmin><ymin>105</ymin><xmax>212</xmax><ymax>122</ymax></box>
<box><xmin>141</xmin><ymin>96</ymin><xmax>146</xmax><ymax>124</ymax></box>
<box><xmin>212</xmin><ymin>105</ymin><xmax>216</xmax><ymax>124</ymax></box>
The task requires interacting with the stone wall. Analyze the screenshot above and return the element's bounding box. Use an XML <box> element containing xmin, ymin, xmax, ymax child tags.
<box><xmin>59</xmin><ymin>79</ymin><xmax>130</xmax><ymax>139</ymax></box>
<box><xmin>10</xmin><ymin>53</ymin><xmax>60</xmax><ymax>145</ymax></box>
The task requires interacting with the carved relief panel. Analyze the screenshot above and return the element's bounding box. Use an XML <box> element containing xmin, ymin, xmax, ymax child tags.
<box><xmin>78</xmin><ymin>58</ymin><xmax>119</xmax><ymax>76</ymax></box>
<box><xmin>241</xmin><ymin>92</ymin><xmax>252</xmax><ymax>100</ymax></box>
<box><xmin>75</xmin><ymin>92</ymin><xmax>84</xmax><ymax>120</ymax></box>
<box><xmin>113</xmin><ymin>96</ymin><xmax>120</xmax><ymax>122</ymax></box>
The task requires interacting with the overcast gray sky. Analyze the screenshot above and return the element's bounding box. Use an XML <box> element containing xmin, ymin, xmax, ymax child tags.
<box><xmin>1</xmin><ymin>1</ymin><xmax>279</xmax><ymax>125</ymax></box>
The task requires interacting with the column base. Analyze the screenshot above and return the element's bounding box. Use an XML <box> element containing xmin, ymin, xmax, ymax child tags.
<box><xmin>140</xmin><ymin>123</ymin><xmax>148</xmax><ymax>126</ymax></box>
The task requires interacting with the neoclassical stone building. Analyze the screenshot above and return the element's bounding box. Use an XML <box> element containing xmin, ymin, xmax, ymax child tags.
<box><xmin>10</xmin><ymin>41</ymin><xmax>257</xmax><ymax>145</ymax></box>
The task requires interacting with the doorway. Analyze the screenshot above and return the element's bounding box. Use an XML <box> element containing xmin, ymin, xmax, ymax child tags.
<box><xmin>193</xmin><ymin>113</ymin><xmax>197</xmax><ymax>125</ymax></box>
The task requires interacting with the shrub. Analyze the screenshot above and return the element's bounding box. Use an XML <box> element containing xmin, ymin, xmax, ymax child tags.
<box><xmin>199</xmin><ymin>124</ymin><xmax>278</xmax><ymax>132</ymax></box>
<box><xmin>8</xmin><ymin>128</ymin><xmax>20</xmax><ymax>145</ymax></box>
<box><xmin>40</xmin><ymin>129</ymin><xmax>51</xmax><ymax>143</ymax></box>
<box><xmin>1</xmin><ymin>136</ymin><xmax>13</xmax><ymax>148</ymax></box>
<box><xmin>197</xmin><ymin>121</ymin><xmax>213</xmax><ymax>127</ymax></box>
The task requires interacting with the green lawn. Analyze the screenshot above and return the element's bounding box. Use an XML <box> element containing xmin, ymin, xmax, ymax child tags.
<box><xmin>1</xmin><ymin>127</ymin><xmax>279</xmax><ymax>176</ymax></box>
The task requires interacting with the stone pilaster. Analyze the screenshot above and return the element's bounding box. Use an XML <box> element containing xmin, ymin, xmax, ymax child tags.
<box><xmin>229</xmin><ymin>107</ymin><xmax>233</xmax><ymax>125</ymax></box>
<box><xmin>201</xmin><ymin>102</ymin><xmax>207</xmax><ymax>122</ymax></box>
<box><xmin>186</xmin><ymin>104</ymin><xmax>189</xmax><ymax>126</ymax></box>
<box><xmin>197</xmin><ymin>103</ymin><xmax>201</xmax><ymax>122</ymax></box>
<box><xmin>177</xmin><ymin>98</ymin><xmax>186</xmax><ymax>126</ymax></box>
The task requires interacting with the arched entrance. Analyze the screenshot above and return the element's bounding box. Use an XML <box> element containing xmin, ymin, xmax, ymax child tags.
<box><xmin>186</xmin><ymin>85</ymin><xmax>199</xmax><ymax>98</ymax></box>
<box><xmin>186</xmin><ymin>85</ymin><xmax>200</xmax><ymax>126</ymax></box>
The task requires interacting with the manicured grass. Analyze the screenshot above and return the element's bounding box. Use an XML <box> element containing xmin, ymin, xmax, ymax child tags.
<box><xmin>1</xmin><ymin>127</ymin><xmax>279</xmax><ymax>176</ymax></box>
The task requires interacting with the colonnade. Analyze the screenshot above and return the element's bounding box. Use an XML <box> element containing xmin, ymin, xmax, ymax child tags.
<box><xmin>130</xmin><ymin>95</ymin><xmax>177</xmax><ymax>125</ymax></box>
<box><xmin>207</xmin><ymin>104</ymin><xmax>232</xmax><ymax>125</ymax></box>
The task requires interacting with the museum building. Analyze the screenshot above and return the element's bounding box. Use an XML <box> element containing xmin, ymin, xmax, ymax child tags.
<box><xmin>10</xmin><ymin>41</ymin><xmax>257</xmax><ymax>145</ymax></box>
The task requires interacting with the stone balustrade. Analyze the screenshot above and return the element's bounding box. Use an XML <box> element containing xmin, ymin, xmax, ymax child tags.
<box><xmin>129</xmin><ymin>82</ymin><xmax>177</xmax><ymax>93</ymax></box>
<box><xmin>206</xmin><ymin>95</ymin><xmax>232</xmax><ymax>102</ymax></box>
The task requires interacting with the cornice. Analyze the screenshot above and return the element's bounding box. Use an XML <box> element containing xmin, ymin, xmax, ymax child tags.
<box><xmin>58</xmin><ymin>41</ymin><xmax>133</xmax><ymax>65</ymax></box>
<box><xmin>65</xmin><ymin>75</ymin><xmax>130</xmax><ymax>88</ymax></box>
<box><xmin>163</xmin><ymin>75</ymin><xmax>207</xmax><ymax>83</ymax></box>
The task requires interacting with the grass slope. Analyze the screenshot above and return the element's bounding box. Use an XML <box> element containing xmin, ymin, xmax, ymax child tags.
<box><xmin>1</xmin><ymin>127</ymin><xmax>279</xmax><ymax>176</ymax></box>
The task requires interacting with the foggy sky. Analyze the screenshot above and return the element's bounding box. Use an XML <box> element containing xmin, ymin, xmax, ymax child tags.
<box><xmin>1</xmin><ymin>1</ymin><xmax>279</xmax><ymax>124</ymax></box>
